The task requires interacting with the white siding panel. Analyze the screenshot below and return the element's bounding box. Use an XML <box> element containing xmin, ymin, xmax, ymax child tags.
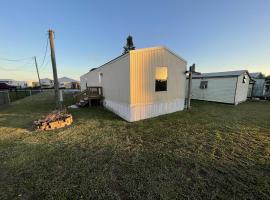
<box><xmin>104</xmin><ymin>99</ymin><xmax>131</xmax><ymax>121</ymax></box>
<box><xmin>80</xmin><ymin>54</ymin><xmax>130</xmax><ymax>104</ymax></box>
<box><xmin>235</xmin><ymin>73</ymin><xmax>249</xmax><ymax>104</ymax></box>
<box><xmin>80</xmin><ymin>46</ymin><xmax>186</xmax><ymax>122</ymax></box>
<box><xmin>129</xmin><ymin>47</ymin><xmax>186</xmax><ymax>121</ymax></box>
<box><xmin>130</xmin><ymin>98</ymin><xmax>185</xmax><ymax>122</ymax></box>
<box><xmin>80</xmin><ymin>70</ymin><xmax>100</xmax><ymax>91</ymax></box>
<box><xmin>190</xmin><ymin>77</ymin><xmax>237</xmax><ymax>104</ymax></box>
<box><xmin>130</xmin><ymin>47</ymin><xmax>186</xmax><ymax>106</ymax></box>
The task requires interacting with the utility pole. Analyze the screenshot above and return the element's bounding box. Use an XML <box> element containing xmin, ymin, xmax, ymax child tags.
<box><xmin>34</xmin><ymin>56</ymin><xmax>42</xmax><ymax>91</ymax></box>
<box><xmin>48</xmin><ymin>29</ymin><xmax>61</xmax><ymax>109</ymax></box>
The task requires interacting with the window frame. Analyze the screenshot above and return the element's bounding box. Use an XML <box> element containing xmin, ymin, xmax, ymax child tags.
<box><xmin>98</xmin><ymin>72</ymin><xmax>103</xmax><ymax>83</ymax></box>
<box><xmin>200</xmin><ymin>80</ymin><xmax>208</xmax><ymax>89</ymax></box>
<box><xmin>242</xmin><ymin>74</ymin><xmax>248</xmax><ymax>83</ymax></box>
<box><xmin>155</xmin><ymin>67</ymin><xmax>168</xmax><ymax>92</ymax></box>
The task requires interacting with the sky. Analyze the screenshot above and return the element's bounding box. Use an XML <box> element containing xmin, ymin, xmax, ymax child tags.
<box><xmin>0</xmin><ymin>0</ymin><xmax>269</xmax><ymax>81</ymax></box>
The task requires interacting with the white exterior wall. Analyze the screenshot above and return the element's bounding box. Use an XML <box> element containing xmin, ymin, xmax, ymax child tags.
<box><xmin>235</xmin><ymin>73</ymin><xmax>250</xmax><ymax>104</ymax></box>
<box><xmin>80</xmin><ymin>54</ymin><xmax>131</xmax><ymax>121</ymax></box>
<box><xmin>190</xmin><ymin>77</ymin><xmax>238</xmax><ymax>104</ymax></box>
<box><xmin>129</xmin><ymin>47</ymin><xmax>186</xmax><ymax>121</ymax></box>
<box><xmin>80</xmin><ymin>70</ymin><xmax>100</xmax><ymax>90</ymax></box>
<box><xmin>80</xmin><ymin>47</ymin><xmax>186</xmax><ymax>122</ymax></box>
<box><xmin>252</xmin><ymin>78</ymin><xmax>265</xmax><ymax>97</ymax></box>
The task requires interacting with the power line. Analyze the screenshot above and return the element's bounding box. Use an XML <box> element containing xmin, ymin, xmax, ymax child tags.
<box><xmin>39</xmin><ymin>38</ymin><xmax>49</xmax><ymax>67</ymax></box>
<box><xmin>0</xmin><ymin>61</ymin><xmax>34</xmax><ymax>71</ymax></box>
<box><xmin>0</xmin><ymin>66</ymin><xmax>36</xmax><ymax>72</ymax></box>
<box><xmin>40</xmin><ymin>57</ymin><xmax>50</xmax><ymax>72</ymax></box>
<box><xmin>0</xmin><ymin>57</ymin><xmax>33</xmax><ymax>62</ymax></box>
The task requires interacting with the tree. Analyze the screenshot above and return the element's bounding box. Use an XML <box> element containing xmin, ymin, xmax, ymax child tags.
<box><xmin>258</xmin><ymin>73</ymin><xmax>265</xmax><ymax>79</ymax></box>
<box><xmin>123</xmin><ymin>35</ymin><xmax>135</xmax><ymax>54</ymax></box>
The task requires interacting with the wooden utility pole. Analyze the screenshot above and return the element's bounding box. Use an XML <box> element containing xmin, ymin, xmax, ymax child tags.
<box><xmin>48</xmin><ymin>29</ymin><xmax>61</xmax><ymax>109</ymax></box>
<box><xmin>186</xmin><ymin>64</ymin><xmax>200</xmax><ymax>110</ymax></box>
<box><xmin>34</xmin><ymin>56</ymin><xmax>42</xmax><ymax>91</ymax></box>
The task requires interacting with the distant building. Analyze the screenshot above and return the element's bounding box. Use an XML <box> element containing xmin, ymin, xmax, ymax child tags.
<box><xmin>0</xmin><ymin>79</ymin><xmax>18</xmax><ymax>86</ymax></box>
<box><xmin>0</xmin><ymin>83</ymin><xmax>16</xmax><ymax>91</ymax></box>
<box><xmin>0</xmin><ymin>79</ymin><xmax>27</xmax><ymax>88</ymax></box>
<box><xmin>58</xmin><ymin>77</ymin><xmax>80</xmax><ymax>89</ymax></box>
<box><xmin>40</xmin><ymin>78</ymin><xmax>54</xmax><ymax>89</ymax></box>
<box><xmin>16</xmin><ymin>81</ymin><xmax>28</xmax><ymax>88</ymax></box>
<box><xmin>27</xmin><ymin>80</ymin><xmax>40</xmax><ymax>88</ymax></box>
<box><xmin>249</xmin><ymin>72</ymin><xmax>270</xmax><ymax>99</ymax></box>
<box><xmin>188</xmin><ymin>70</ymin><xmax>253</xmax><ymax>105</ymax></box>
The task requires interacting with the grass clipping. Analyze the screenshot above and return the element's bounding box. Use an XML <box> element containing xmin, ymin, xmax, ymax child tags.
<box><xmin>33</xmin><ymin>110</ymin><xmax>73</xmax><ymax>131</ymax></box>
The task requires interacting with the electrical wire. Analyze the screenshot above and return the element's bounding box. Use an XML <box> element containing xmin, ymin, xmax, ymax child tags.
<box><xmin>0</xmin><ymin>60</ymin><xmax>34</xmax><ymax>71</ymax></box>
<box><xmin>0</xmin><ymin>57</ymin><xmax>33</xmax><ymax>62</ymax></box>
<box><xmin>0</xmin><ymin>32</ymin><xmax>51</xmax><ymax>77</ymax></box>
<box><xmin>39</xmin><ymin>38</ymin><xmax>49</xmax><ymax>67</ymax></box>
<box><xmin>0</xmin><ymin>66</ymin><xmax>36</xmax><ymax>72</ymax></box>
<box><xmin>40</xmin><ymin>57</ymin><xmax>51</xmax><ymax>72</ymax></box>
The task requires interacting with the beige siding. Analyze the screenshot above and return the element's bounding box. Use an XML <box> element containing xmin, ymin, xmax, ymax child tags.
<box><xmin>130</xmin><ymin>47</ymin><xmax>187</xmax><ymax>106</ymax></box>
<box><xmin>80</xmin><ymin>46</ymin><xmax>187</xmax><ymax>121</ymax></box>
<box><xmin>80</xmin><ymin>54</ymin><xmax>130</xmax><ymax>104</ymax></box>
<box><xmin>235</xmin><ymin>73</ymin><xmax>249</xmax><ymax>104</ymax></box>
<box><xmin>80</xmin><ymin>70</ymin><xmax>100</xmax><ymax>91</ymax></box>
<box><xmin>190</xmin><ymin>77</ymin><xmax>237</xmax><ymax>104</ymax></box>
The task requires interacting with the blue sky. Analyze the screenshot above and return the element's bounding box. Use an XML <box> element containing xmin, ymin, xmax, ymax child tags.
<box><xmin>0</xmin><ymin>0</ymin><xmax>269</xmax><ymax>80</ymax></box>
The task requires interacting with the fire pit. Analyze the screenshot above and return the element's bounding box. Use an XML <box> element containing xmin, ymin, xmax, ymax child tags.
<box><xmin>34</xmin><ymin>110</ymin><xmax>73</xmax><ymax>131</ymax></box>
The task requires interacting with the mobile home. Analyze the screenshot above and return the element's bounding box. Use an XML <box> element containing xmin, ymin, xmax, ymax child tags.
<box><xmin>188</xmin><ymin>70</ymin><xmax>252</xmax><ymax>105</ymax></box>
<box><xmin>80</xmin><ymin>46</ymin><xmax>187</xmax><ymax>122</ymax></box>
<box><xmin>40</xmin><ymin>78</ymin><xmax>54</xmax><ymax>89</ymax></box>
<box><xmin>249</xmin><ymin>72</ymin><xmax>270</xmax><ymax>99</ymax></box>
<box><xmin>58</xmin><ymin>77</ymin><xmax>80</xmax><ymax>89</ymax></box>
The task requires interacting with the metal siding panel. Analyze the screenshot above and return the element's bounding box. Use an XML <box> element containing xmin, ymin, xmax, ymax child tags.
<box><xmin>130</xmin><ymin>47</ymin><xmax>186</xmax><ymax>108</ymax></box>
<box><xmin>190</xmin><ymin>77</ymin><xmax>237</xmax><ymax>104</ymax></box>
<box><xmin>235</xmin><ymin>73</ymin><xmax>249</xmax><ymax>104</ymax></box>
<box><xmin>82</xmin><ymin>55</ymin><xmax>130</xmax><ymax>104</ymax></box>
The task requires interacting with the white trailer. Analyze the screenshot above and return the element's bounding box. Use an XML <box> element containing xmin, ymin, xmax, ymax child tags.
<box><xmin>80</xmin><ymin>46</ymin><xmax>187</xmax><ymax>122</ymax></box>
<box><xmin>188</xmin><ymin>70</ymin><xmax>252</xmax><ymax>105</ymax></box>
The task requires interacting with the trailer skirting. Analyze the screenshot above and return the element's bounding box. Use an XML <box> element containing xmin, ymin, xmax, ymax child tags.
<box><xmin>104</xmin><ymin>98</ymin><xmax>185</xmax><ymax>122</ymax></box>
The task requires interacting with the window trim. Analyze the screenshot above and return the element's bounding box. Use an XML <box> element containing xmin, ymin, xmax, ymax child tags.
<box><xmin>242</xmin><ymin>74</ymin><xmax>247</xmax><ymax>83</ymax></box>
<box><xmin>200</xmin><ymin>80</ymin><xmax>208</xmax><ymax>89</ymax></box>
<box><xmin>98</xmin><ymin>72</ymin><xmax>103</xmax><ymax>83</ymax></box>
<box><xmin>155</xmin><ymin>80</ymin><xmax>167</xmax><ymax>92</ymax></box>
<box><xmin>155</xmin><ymin>67</ymin><xmax>168</xmax><ymax>92</ymax></box>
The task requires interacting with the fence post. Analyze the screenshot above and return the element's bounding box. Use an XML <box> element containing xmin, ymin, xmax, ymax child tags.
<box><xmin>7</xmin><ymin>91</ymin><xmax>10</xmax><ymax>104</ymax></box>
<box><xmin>59</xmin><ymin>90</ymin><xmax>63</xmax><ymax>110</ymax></box>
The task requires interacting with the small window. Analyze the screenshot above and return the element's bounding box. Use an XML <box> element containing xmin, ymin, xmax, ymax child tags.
<box><xmin>99</xmin><ymin>73</ymin><xmax>103</xmax><ymax>83</ymax></box>
<box><xmin>200</xmin><ymin>81</ymin><xmax>208</xmax><ymax>89</ymax></box>
<box><xmin>155</xmin><ymin>67</ymin><xmax>167</xmax><ymax>91</ymax></box>
<box><xmin>243</xmin><ymin>74</ymin><xmax>247</xmax><ymax>83</ymax></box>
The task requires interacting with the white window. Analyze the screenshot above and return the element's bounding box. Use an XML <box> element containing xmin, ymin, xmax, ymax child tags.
<box><xmin>99</xmin><ymin>73</ymin><xmax>103</xmax><ymax>83</ymax></box>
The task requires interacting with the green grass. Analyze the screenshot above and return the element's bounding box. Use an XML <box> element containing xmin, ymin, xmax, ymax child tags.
<box><xmin>0</xmin><ymin>93</ymin><xmax>269</xmax><ymax>199</ymax></box>
<box><xmin>7</xmin><ymin>90</ymin><xmax>43</xmax><ymax>102</ymax></box>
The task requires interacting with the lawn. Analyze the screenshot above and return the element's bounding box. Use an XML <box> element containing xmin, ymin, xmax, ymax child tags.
<box><xmin>0</xmin><ymin>92</ymin><xmax>269</xmax><ymax>199</ymax></box>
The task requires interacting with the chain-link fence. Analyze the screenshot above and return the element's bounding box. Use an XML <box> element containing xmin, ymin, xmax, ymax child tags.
<box><xmin>0</xmin><ymin>91</ymin><xmax>10</xmax><ymax>106</ymax></box>
<box><xmin>0</xmin><ymin>89</ymin><xmax>43</xmax><ymax>104</ymax></box>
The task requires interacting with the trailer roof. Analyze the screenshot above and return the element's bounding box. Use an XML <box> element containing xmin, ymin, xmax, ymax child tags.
<box><xmin>88</xmin><ymin>46</ymin><xmax>186</xmax><ymax>72</ymax></box>
<box><xmin>192</xmin><ymin>70</ymin><xmax>251</xmax><ymax>79</ymax></box>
